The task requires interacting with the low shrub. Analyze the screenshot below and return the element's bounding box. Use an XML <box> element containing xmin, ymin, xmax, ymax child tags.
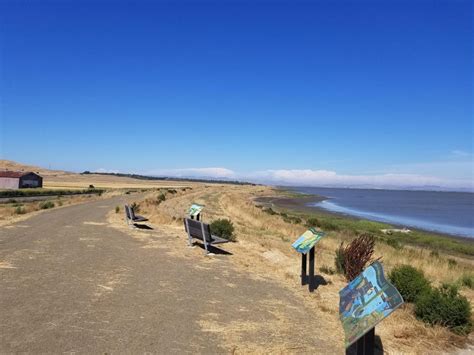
<box><xmin>320</xmin><ymin>265</ymin><xmax>335</xmax><ymax>275</ymax></box>
<box><xmin>306</xmin><ymin>217</ymin><xmax>320</xmax><ymax>228</ymax></box>
<box><xmin>305</xmin><ymin>217</ymin><xmax>339</xmax><ymax>231</ymax></box>
<box><xmin>115</xmin><ymin>206</ymin><xmax>120</xmax><ymax>213</ymax></box>
<box><xmin>210</xmin><ymin>219</ymin><xmax>236</xmax><ymax>241</ymax></box>
<box><xmin>167</xmin><ymin>189</ymin><xmax>177</xmax><ymax>194</ymax></box>
<box><xmin>0</xmin><ymin>188</ymin><xmax>105</xmax><ymax>198</ymax></box>
<box><xmin>459</xmin><ymin>274</ymin><xmax>474</xmax><ymax>289</ymax></box>
<box><xmin>335</xmin><ymin>243</ymin><xmax>346</xmax><ymax>275</ymax></box>
<box><xmin>448</xmin><ymin>259</ymin><xmax>458</xmax><ymax>268</ymax></box>
<box><xmin>283</xmin><ymin>215</ymin><xmax>302</xmax><ymax>224</ymax></box>
<box><xmin>336</xmin><ymin>234</ymin><xmax>376</xmax><ymax>281</ymax></box>
<box><xmin>318</xmin><ymin>220</ymin><xmax>339</xmax><ymax>231</ymax></box>
<box><xmin>415</xmin><ymin>283</ymin><xmax>472</xmax><ymax>335</ymax></box>
<box><xmin>430</xmin><ymin>250</ymin><xmax>440</xmax><ymax>258</ymax></box>
<box><xmin>57</xmin><ymin>200</ymin><xmax>63</xmax><ymax>206</ymax></box>
<box><xmin>263</xmin><ymin>207</ymin><xmax>277</xmax><ymax>215</ymax></box>
<box><xmin>14</xmin><ymin>206</ymin><xmax>26</xmax><ymax>214</ymax></box>
<box><xmin>389</xmin><ymin>265</ymin><xmax>431</xmax><ymax>303</ymax></box>
<box><xmin>39</xmin><ymin>201</ymin><xmax>55</xmax><ymax>209</ymax></box>
<box><xmin>384</xmin><ymin>238</ymin><xmax>403</xmax><ymax>250</ymax></box>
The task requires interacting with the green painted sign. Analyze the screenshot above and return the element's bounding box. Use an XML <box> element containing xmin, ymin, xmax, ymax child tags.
<box><xmin>291</xmin><ymin>228</ymin><xmax>325</xmax><ymax>254</ymax></box>
<box><xmin>188</xmin><ymin>203</ymin><xmax>204</xmax><ymax>217</ymax></box>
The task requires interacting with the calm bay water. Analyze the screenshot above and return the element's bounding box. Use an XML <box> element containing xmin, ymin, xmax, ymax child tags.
<box><xmin>288</xmin><ymin>187</ymin><xmax>474</xmax><ymax>238</ymax></box>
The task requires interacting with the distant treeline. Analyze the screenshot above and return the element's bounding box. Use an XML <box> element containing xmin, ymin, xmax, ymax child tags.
<box><xmin>0</xmin><ymin>188</ymin><xmax>105</xmax><ymax>198</ymax></box>
<box><xmin>81</xmin><ymin>171</ymin><xmax>256</xmax><ymax>186</ymax></box>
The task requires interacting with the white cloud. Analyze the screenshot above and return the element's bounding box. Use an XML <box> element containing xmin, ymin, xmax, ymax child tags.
<box><xmin>248</xmin><ymin>169</ymin><xmax>473</xmax><ymax>190</ymax></box>
<box><xmin>451</xmin><ymin>150</ymin><xmax>472</xmax><ymax>158</ymax></box>
<box><xmin>143</xmin><ymin>166</ymin><xmax>472</xmax><ymax>190</ymax></box>
<box><xmin>94</xmin><ymin>168</ymin><xmax>120</xmax><ymax>174</ymax></box>
<box><xmin>147</xmin><ymin>167</ymin><xmax>236</xmax><ymax>179</ymax></box>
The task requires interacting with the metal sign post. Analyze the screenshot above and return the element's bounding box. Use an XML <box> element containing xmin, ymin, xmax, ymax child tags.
<box><xmin>346</xmin><ymin>328</ymin><xmax>375</xmax><ymax>355</ymax></box>
<box><xmin>301</xmin><ymin>246</ymin><xmax>315</xmax><ymax>292</ymax></box>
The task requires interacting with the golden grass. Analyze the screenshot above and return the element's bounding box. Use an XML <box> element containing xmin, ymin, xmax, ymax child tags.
<box><xmin>135</xmin><ymin>184</ymin><xmax>473</xmax><ymax>354</ymax></box>
<box><xmin>0</xmin><ymin>159</ymin><xmax>201</xmax><ymax>189</ymax></box>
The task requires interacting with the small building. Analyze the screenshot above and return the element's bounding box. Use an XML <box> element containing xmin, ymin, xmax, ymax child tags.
<box><xmin>0</xmin><ymin>171</ymin><xmax>43</xmax><ymax>189</ymax></box>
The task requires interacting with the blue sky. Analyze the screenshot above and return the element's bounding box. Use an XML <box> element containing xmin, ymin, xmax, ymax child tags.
<box><xmin>1</xmin><ymin>0</ymin><xmax>472</xmax><ymax>189</ymax></box>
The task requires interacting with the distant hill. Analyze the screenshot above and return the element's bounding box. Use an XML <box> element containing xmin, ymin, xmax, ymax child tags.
<box><xmin>0</xmin><ymin>160</ymin><xmax>71</xmax><ymax>177</ymax></box>
<box><xmin>82</xmin><ymin>171</ymin><xmax>256</xmax><ymax>186</ymax></box>
<box><xmin>0</xmin><ymin>160</ymin><xmax>255</xmax><ymax>188</ymax></box>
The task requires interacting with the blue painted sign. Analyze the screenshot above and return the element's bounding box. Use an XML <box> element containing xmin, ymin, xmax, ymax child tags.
<box><xmin>291</xmin><ymin>228</ymin><xmax>325</xmax><ymax>254</ymax></box>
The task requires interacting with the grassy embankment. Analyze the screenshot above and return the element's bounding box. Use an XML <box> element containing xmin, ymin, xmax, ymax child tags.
<box><xmin>129</xmin><ymin>184</ymin><xmax>473</xmax><ymax>353</ymax></box>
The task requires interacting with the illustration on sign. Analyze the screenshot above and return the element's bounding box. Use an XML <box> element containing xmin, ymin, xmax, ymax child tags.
<box><xmin>291</xmin><ymin>228</ymin><xmax>325</xmax><ymax>254</ymax></box>
<box><xmin>339</xmin><ymin>261</ymin><xmax>404</xmax><ymax>347</ymax></box>
<box><xmin>188</xmin><ymin>203</ymin><xmax>204</xmax><ymax>217</ymax></box>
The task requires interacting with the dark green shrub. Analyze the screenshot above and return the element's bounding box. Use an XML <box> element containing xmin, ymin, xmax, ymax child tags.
<box><xmin>290</xmin><ymin>216</ymin><xmax>302</xmax><ymax>224</ymax></box>
<box><xmin>384</xmin><ymin>238</ymin><xmax>402</xmax><ymax>250</ymax></box>
<box><xmin>210</xmin><ymin>219</ymin><xmax>236</xmax><ymax>241</ymax></box>
<box><xmin>39</xmin><ymin>201</ymin><xmax>55</xmax><ymax>210</ymax></box>
<box><xmin>415</xmin><ymin>283</ymin><xmax>472</xmax><ymax>334</ymax></box>
<box><xmin>306</xmin><ymin>217</ymin><xmax>339</xmax><ymax>231</ymax></box>
<box><xmin>89</xmin><ymin>184</ymin><xmax>95</xmax><ymax>189</ymax></box>
<box><xmin>282</xmin><ymin>215</ymin><xmax>302</xmax><ymax>224</ymax></box>
<box><xmin>319</xmin><ymin>220</ymin><xmax>339</xmax><ymax>231</ymax></box>
<box><xmin>14</xmin><ymin>206</ymin><xmax>26</xmax><ymax>214</ymax></box>
<box><xmin>263</xmin><ymin>207</ymin><xmax>277</xmax><ymax>215</ymax></box>
<box><xmin>167</xmin><ymin>189</ymin><xmax>177</xmax><ymax>194</ymax></box>
<box><xmin>115</xmin><ymin>206</ymin><xmax>120</xmax><ymax>213</ymax></box>
<box><xmin>448</xmin><ymin>259</ymin><xmax>457</xmax><ymax>268</ymax></box>
<box><xmin>430</xmin><ymin>250</ymin><xmax>440</xmax><ymax>258</ymax></box>
<box><xmin>306</xmin><ymin>217</ymin><xmax>320</xmax><ymax>228</ymax></box>
<box><xmin>0</xmin><ymin>188</ymin><xmax>105</xmax><ymax>198</ymax></box>
<box><xmin>389</xmin><ymin>265</ymin><xmax>431</xmax><ymax>303</ymax></box>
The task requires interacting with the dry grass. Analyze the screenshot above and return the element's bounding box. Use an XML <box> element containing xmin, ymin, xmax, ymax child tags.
<box><xmin>135</xmin><ymin>184</ymin><xmax>473</xmax><ymax>354</ymax></box>
<box><xmin>0</xmin><ymin>159</ymin><xmax>200</xmax><ymax>190</ymax></box>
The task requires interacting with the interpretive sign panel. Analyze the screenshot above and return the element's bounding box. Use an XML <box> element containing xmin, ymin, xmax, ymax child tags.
<box><xmin>339</xmin><ymin>261</ymin><xmax>404</xmax><ymax>347</ymax></box>
<box><xmin>188</xmin><ymin>204</ymin><xmax>204</xmax><ymax>217</ymax></box>
<box><xmin>291</xmin><ymin>228</ymin><xmax>325</xmax><ymax>254</ymax></box>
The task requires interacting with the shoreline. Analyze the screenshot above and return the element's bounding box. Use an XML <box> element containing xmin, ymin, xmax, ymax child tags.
<box><xmin>254</xmin><ymin>190</ymin><xmax>474</xmax><ymax>249</ymax></box>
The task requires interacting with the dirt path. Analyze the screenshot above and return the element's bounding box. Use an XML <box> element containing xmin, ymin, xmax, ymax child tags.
<box><xmin>0</xmin><ymin>194</ymin><xmax>336</xmax><ymax>353</ymax></box>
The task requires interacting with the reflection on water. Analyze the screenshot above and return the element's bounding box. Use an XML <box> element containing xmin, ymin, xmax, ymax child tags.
<box><xmin>311</xmin><ymin>200</ymin><xmax>473</xmax><ymax>238</ymax></box>
<box><xmin>288</xmin><ymin>187</ymin><xmax>474</xmax><ymax>238</ymax></box>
